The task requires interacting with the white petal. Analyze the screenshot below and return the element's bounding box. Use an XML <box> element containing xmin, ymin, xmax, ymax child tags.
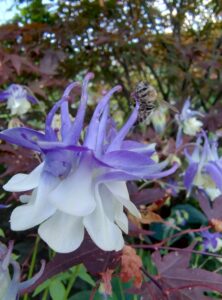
<box><xmin>10</xmin><ymin>174</ymin><xmax>58</xmax><ymax>230</ymax></box>
<box><xmin>38</xmin><ymin>211</ymin><xmax>84</xmax><ymax>253</ymax></box>
<box><xmin>3</xmin><ymin>163</ymin><xmax>44</xmax><ymax>192</ymax></box>
<box><xmin>20</xmin><ymin>194</ymin><xmax>32</xmax><ymax>204</ymax></box>
<box><xmin>114</xmin><ymin>202</ymin><xmax>128</xmax><ymax>234</ymax></box>
<box><xmin>49</xmin><ymin>162</ymin><xmax>96</xmax><ymax>216</ymax></box>
<box><xmin>99</xmin><ymin>184</ymin><xmax>128</xmax><ymax>233</ymax></box>
<box><xmin>83</xmin><ymin>184</ymin><xmax>124</xmax><ymax>251</ymax></box>
<box><xmin>105</xmin><ymin>181</ymin><xmax>141</xmax><ymax>218</ymax></box>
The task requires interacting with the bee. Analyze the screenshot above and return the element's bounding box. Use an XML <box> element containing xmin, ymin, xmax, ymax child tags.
<box><xmin>132</xmin><ymin>81</ymin><xmax>179</xmax><ymax>124</ymax></box>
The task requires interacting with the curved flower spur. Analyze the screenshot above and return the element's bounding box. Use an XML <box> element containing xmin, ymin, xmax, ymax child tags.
<box><xmin>0</xmin><ymin>241</ymin><xmax>44</xmax><ymax>300</ymax></box>
<box><xmin>0</xmin><ymin>73</ymin><xmax>178</xmax><ymax>253</ymax></box>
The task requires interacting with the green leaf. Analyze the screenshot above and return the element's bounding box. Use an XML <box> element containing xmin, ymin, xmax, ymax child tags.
<box><xmin>78</xmin><ymin>264</ymin><xmax>96</xmax><ymax>287</ymax></box>
<box><xmin>0</xmin><ymin>228</ymin><xmax>5</xmax><ymax>237</ymax></box>
<box><xmin>49</xmin><ymin>279</ymin><xmax>66</xmax><ymax>300</ymax></box>
<box><xmin>33</xmin><ymin>279</ymin><xmax>51</xmax><ymax>297</ymax></box>
<box><xmin>68</xmin><ymin>291</ymin><xmax>116</xmax><ymax>300</ymax></box>
<box><xmin>172</xmin><ymin>204</ymin><xmax>208</xmax><ymax>225</ymax></box>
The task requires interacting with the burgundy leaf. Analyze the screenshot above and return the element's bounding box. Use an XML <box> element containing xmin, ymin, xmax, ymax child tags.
<box><xmin>153</xmin><ymin>249</ymin><xmax>222</xmax><ymax>299</ymax></box>
<box><xmin>39</xmin><ymin>50</ymin><xmax>65</xmax><ymax>75</ymax></box>
<box><xmin>128</xmin><ymin>182</ymin><xmax>167</xmax><ymax>206</ymax></box>
<box><xmin>0</xmin><ymin>143</ymin><xmax>39</xmax><ymax>178</ymax></box>
<box><xmin>196</xmin><ymin>190</ymin><xmax>222</xmax><ymax>220</ymax></box>
<box><xmin>9</xmin><ymin>54</ymin><xmax>22</xmax><ymax>75</ymax></box>
<box><xmin>128</xmin><ymin>247</ymin><xmax>222</xmax><ymax>299</ymax></box>
<box><xmin>22</xmin><ymin>236</ymin><xmax>121</xmax><ymax>294</ymax></box>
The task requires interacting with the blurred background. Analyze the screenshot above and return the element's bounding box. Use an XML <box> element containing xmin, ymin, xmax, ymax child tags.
<box><xmin>0</xmin><ymin>0</ymin><xmax>221</xmax><ymax>115</ymax></box>
<box><xmin>1</xmin><ymin>2</ymin><xmax>222</xmax><ymax>299</ymax></box>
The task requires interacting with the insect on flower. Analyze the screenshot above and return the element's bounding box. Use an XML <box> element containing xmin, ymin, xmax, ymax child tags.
<box><xmin>0</xmin><ymin>73</ymin><xmax>179</xmax><ymax>253</ymax></box>
<box><xmin>132</xmin><ymin>81</ymin><xmax>178</xmax><ymax>124</ymax></box>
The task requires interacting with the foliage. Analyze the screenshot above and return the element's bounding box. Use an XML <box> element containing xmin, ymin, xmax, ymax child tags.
<box><xmin>1</xmin><ymin>1</ymin><xmax>222</xmax><ymax>300</ymax></box>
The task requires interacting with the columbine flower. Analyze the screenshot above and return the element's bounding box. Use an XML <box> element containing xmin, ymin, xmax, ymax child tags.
<box><xmin>0</xmin><ymin>84</ymin><xmax>37</xmax><ymax>115</ymax></box>
<box><xmin>201</xmin><ymin>230</ymin><xmax>222</xmax><ymax>252</ymax></box>
<box><xmin>149</xmin><ymin>106</ymin><xmax>168</xmax><ymax>134</ymax></box>
<box><xmin>184</xmin><ymin>132</ymin><xmax>222</xmax><ymax>200</ymax></box>
<box><xmin>0</xmin><ymin>241</ymin><xmax>44</xmax><ymax>300</ymax></box>
<box><xmin>176</xmin><ymin>99</ymin><xmax>203</xmax><ymax>147</ymax></box>
<box><xmin>0</xmin><ymin>73</ymin><xmax>178</xmax><ymax>253</ymax></box>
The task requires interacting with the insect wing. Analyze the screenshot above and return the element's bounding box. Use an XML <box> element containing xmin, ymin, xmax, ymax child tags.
<box><xmin>159</xmin><ymin>100</ymin><xmax>179</xmax><ymax>113</ymax></box>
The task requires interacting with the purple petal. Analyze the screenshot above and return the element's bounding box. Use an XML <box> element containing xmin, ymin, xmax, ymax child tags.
<box><xmin>0</xmin><ymin>128</ymin><xmax>45</xmax><ymax>151</ymax></box>
<box><xmin>96</xmin><ymin>162</ymin><xmax>179</xmax><ymax>182</ymax></box>
<box><xmin>0</xmin><ymin>91</ymin><xmax>9</xmax><ymax>101</ymax></box>
<box><xmin>2</xmin><ymin>241</ymin><xmax>14</xmax><ymax>270</ymax></box>
<box><xmin>107</xmin><ymin>103</ymin><xmax>139</xmax><ymax>152</ymax></box>
<box><xmin>205</xmin><ymin>162</ymin><xmax>222</xmax><ymax>192</ymax></box>
<box><xmin>181</xmin><ymin>99</ymin><xmax>191</xmax><ymax>117</ymax></box>
<box><xmin>121</xmin><ymin>140</ymin><xmax>156</xmax><ymax>156</ymax></box>
<box><xmin>95</xmin><ymin>104</ymin><xmax>109</xmax><ymax>156</ymax></box>
<box><xmin>0</xmin><ymin>204</ymin><xmax>10</xmax><ymax>209</ymax></box>
<box><xmin>4</xmin><ymin>261</ymin><xmax>20</xmax><ymax>300</ymax></box>
<box><xmin>102</xmin><ymin>150</ymin><xmax>155</xmax><ymax>170</ymax></box>
<box><xmin>65</xmin><ymin>73</ymin><xmax>94</xmax><ymax>144</ymax></box>
<box><xmin>27</xmin><ymin>94</ymin><xmax>38</xmax><ymax>104</ymax></box>
<box><xmin>37</xmin><ymin>141</ymin><xmax>88</xmax><ymax>152</ymax></box>
<box><xmin>45</xmin><ymin>81</ymin><xmax>81</xmax><ymax>141</ymax></box>
<box><xmin>45</xmin><ymin>98</ymin><xmax>64</xmax><ymax>140</ymax></box>
<box><xmin>96</xmin><ymin>171</ymin><xmax>140</xmax><ymax>183</ymax></box>
<box><xmin>60</xmin><ymin>101</ymin><xmax>72</xmax><ymax>139</ymax></box>
<box><xmin>63</xmin><ymin>81</ymin><xmax>81</xmax><ymax>98</ymax></box>
<box><xmin>19</xmin><ymin>260</ymin><xmax>45</xmax><ymax>292</ymax></box>
<box><xmin>184</xmin><ymin>162</ymin><xmax>198</xmax><ymax>190</ymax></box>
<box><xmin>141</xmin><ymin>162</ymin><xmax>179</xmax><ymax>180</ymax></box>
<box><xmin>211</xmin><ymin>237</ymin><xmax>218</xmax><ymax>249</ymax></box>
<box><xmin>84</xmin><ymin>85</ymin><xmax>122</xmax><ymax>149</ymax></box>
<box><xmin>106</xmin><ymin>117</ymin><xmax>118</xmax><ymax>144</ymax></box>
<box><xmin>176</xmin><ymin>126</ymin><xmax>183</xmax><ymax>148</ymax></box>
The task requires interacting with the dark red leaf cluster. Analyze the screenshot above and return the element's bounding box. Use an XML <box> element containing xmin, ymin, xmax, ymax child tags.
<box><xmin>128</xmin><ymin>247</ymin><xmax>222</xmax><ymax>300</ymax></box>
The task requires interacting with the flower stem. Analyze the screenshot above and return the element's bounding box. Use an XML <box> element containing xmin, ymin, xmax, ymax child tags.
<box><xmin>23</xmin><ymin>235</ymin><xmax>40</xmax><ymax>300</ymax></box>
<box><xmin>42</xmin><ymin>288</ymin><xmax>49</xmax><ymax>300</ymax></box>
<box><xmin>117</xmin><ymin>278</ymin><xmax>125</xmax><ymax>300</ymax></box>
<box><xmin>64</xmin><ymin>265</ymin><xmax>81</xmax><ymax>299</ymax></box>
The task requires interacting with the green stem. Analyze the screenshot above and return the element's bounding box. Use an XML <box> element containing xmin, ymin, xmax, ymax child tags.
<box><xmin>42</xmin><ymin>288</ymin><xmax>49</xmax><ymax>300</ymax></box>
<box><xmin>118</xmin><ymin>278</ymin><xmax>125</xmax><ymax>300</ymax></box>
<box><xmin>23</xmin><ymin>236</ymin><xmax>40</xmax><ymax>300</ymax></box>
<box><xmin>64</xmin><ymin>265</ymin><xmax>81</xmax><ymax>299</ymax></box>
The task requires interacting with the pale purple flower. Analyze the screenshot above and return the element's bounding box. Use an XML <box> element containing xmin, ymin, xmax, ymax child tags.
<box><xmin>0</xmin><ymin>241</ymin><xmax>44</xmax><ymax>300</ymax></box>
<box><xmin>0</xmin><ymin>84</ymin><xmax>37</xmax><ymax>115</ymax></box>
<box><xmin>176</xmin><ymin>99</ymin><xmax>203</xmax><ymax>147</ymax></box>
<box><xmin>201</xmin><ymin>230</ymin><xmax>222</xmax><ymax>252</ymax></box>
<box><xmin>184</xmin><ymin>131</ymin><xmax>222</xmax><ymax>200</ymax></box>
<box><xmin>0</xmin><ymin>73</ymin><xmax>178</xmax><ymax>253</ymax></box>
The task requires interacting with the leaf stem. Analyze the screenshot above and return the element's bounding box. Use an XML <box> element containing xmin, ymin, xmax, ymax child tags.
<box><xmin>23</xmin><ymin>235</ymin><xmax>40</xmax><ymax>300</ymax></box>
<box><xmin>64</xmin><ymin>265</ymin><xmax>81</xmax><ymax>299</ymax></box>
<box><xmin>42</xmin><ymin>287</ymin><xmax>49</xmax><ymax>300</ymax></box>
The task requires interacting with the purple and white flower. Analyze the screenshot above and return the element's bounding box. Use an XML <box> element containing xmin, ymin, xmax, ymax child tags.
<box><xmin>0</xmin><ymin>241</ymin><xmax>44</xmax><ymax>300</ymax></box>
<box><xmin>176</xmin><ymin>99</ymin><xmax>203</xmax><ymax>147</ymax></box>
<box><xmin>184</xmin><ymin>132</ymin><xmax>222</xmax><ymax>200</ymax></box>
<box><xmin>0</xmin><ymin>84</ymin><xmax>37</xmax><ymax>115</ymax></box>
<box><xmin>201</xmin><ymin>230</ymin><xmax>222</xmax><ymax>252</ymax></box>
<box><xmin>0</xmin><ymin>73</ymin><xmax>178</xmax><ymax>253</ymax></box>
